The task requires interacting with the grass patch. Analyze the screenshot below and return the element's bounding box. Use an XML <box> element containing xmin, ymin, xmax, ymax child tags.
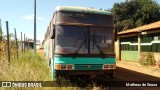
<box><xmin>0</xmin><ymin>51</ymin><xmax>96</xmax><ymax>89</ymax></box>
<box><xmin>0</xmin><ymin>51</ymin><xmax>52</xmax><ymax>81</ymax></box>
<box><xmin>0</xmin><ymin>51</ymin><xmax>80</xmax><ymax>89</ymax></box>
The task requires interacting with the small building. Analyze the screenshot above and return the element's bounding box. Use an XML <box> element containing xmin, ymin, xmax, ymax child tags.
<box><xmin>24</xmin><ymin>39</ymin><xmax>34</xmax><ymax>49</ymax></box>
<box><xmin>23</xmin><ymin>39</ymin><xmax>42</xmax><ymax>49</ymax></box>
<box><xmin>116</xmin><ymin>21</ymin><xmax>160</xmax><ymax>63</ymax></box>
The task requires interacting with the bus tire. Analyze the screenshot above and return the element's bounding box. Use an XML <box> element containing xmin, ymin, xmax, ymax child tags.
<box><xmin>108</xmin><ymin>72</ymin><xmax>113</xmax><ymax>79</ymax></box>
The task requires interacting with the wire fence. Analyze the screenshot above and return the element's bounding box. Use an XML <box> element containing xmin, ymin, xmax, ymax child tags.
<box><xmin>0</xmin><ymin>20</ymin><xmax>32</xmax><ymax>64</ymax></box>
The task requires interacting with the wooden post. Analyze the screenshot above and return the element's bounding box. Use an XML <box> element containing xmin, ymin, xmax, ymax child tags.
<box><xmin>14</xmin><ymin>28</ymin><xmax>18</xmax><ymax>59</ymax></box>
<box><xmin>21</xmin><ymin>32</ymin><xmax>23</xmax><ymax>52</ymax></box>
<box><xmin>26</xmin><ymin>36</ymin><xmax>27</xmax><ymax>50</ymax></box>
<box><xmin>26</xmin><ymin>36</ymin><xmax>28</xmax><ymax>50</ymax></box>
<box><xmin>6</xmin><ymin>21</ymin><xmax>10</xmax><ymax>63</ymax></box>
<box><xmin>24</xmin><ymin>34</ymin><xmax>25</xmax><ymax>52</ymax></box>
<box><xmin>28</xmin><ymin>38</ymin><xmax>30</xmax><ymax>50</ymax></box>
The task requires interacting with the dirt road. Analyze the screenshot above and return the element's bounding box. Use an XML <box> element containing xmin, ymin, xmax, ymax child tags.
<box><xmin>107</xmin><ymin>61</ymin><xmax>160</xmax><ymax>90</ymax></box>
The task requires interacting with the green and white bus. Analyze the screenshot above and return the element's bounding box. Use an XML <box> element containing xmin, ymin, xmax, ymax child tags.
<box><xmin>44</xmin><ymin>6</ymin><xmax>116</xmax><ymax>80</ymax></box>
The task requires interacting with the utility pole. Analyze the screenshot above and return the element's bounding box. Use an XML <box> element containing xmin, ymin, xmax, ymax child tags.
<box><xmin>34</xmin><ymin>0</ymin><xmax>37</xmax><ymax>54</ymax></box>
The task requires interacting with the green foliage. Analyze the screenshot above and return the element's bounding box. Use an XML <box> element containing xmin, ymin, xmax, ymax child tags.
<box><xmin>0</xmin><ymin>29</ymin><xmax>2</xmax><ymax>35</ymax></box>
<box><xmin>140</xmin><ymin>52</ymin><xmax>156</xmax><ymax>66</ymax></box>
<box><xmin>111</xmin><ymin>0</ymin><xmax>160</xmax><ymax>32</ymax></box>
<box><xmin>146</xmin><ymin>53</ymin><xmax>156</xmax><ymax>66</ymax></box>
<box><xmin>0</xmin><ymin>28</ymin><xmax>3</xmax><ymax>41</ymax></box>
<box><xmin>0</xmin><ymin>31</ymin><xmax>18</xmax><ymax>61</ymax></box>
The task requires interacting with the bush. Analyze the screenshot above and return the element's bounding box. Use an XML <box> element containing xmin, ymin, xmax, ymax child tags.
<box><xmin>146</xmin><ymin>53</ymin><xmax>156</xmax><ymax>66</ymax></box>
<box><xmin>139</xmin><ymin>52</ymin><xmax>156</xmax><ymax>66</ymax></box>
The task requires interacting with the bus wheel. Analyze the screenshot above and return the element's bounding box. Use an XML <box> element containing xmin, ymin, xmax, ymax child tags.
<box><xmin>54</xmin><ymin>74</ymin><xmax>60</xmax><ymax>82</ymax></box>
<box><xmin>108</xmin><ymin>73</ymin><xmax>113</xmax><ymax>79</ymax></box>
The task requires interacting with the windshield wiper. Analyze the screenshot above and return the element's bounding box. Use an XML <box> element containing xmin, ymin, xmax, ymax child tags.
<box><xmin>93</xmin><ymin>30</ymin><xmax>105</xmax><ymax>55</ymax></box>
<box><xmin>74</xmin><ymin>32</ymin><xmax>87</xmax><ymax>54</ymax></box>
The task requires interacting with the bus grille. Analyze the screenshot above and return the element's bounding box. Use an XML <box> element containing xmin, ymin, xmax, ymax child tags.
<box><xmin>74</xmin><ymin>64</ymin><xmax>103</xmax><ymax>70</ymax></box>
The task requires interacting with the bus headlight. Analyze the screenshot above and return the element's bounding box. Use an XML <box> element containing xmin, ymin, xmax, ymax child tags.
<box><xmin>104</xmin><ymin>64</ymin><xmax>109</xmax><ymax>68</ymax></box>
<box><xmin>55</xmin><ymin>64</ymin><xmax>74</xmax><ymax>70</ymax></box>
<box><xmin>56</xmin><ymin>64</ymin><xmax>61</xmax><ymax>69</ymax></box>
<box><xmin>103</xmin><ymin>64</ymin><xmax>116</xmax><ymax>69</ymax></box>
<box><xmin>67</xmin><ymin>65</ymin><xmax>73</xmax><ymax>69</ymax></box>
<box><xmin>61</xmin><ymin>65</ymin><xmax>66</xmax><ymax>69</ymax></box>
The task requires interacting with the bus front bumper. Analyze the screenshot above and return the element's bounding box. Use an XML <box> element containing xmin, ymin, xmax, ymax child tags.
<box><xmin>55</xmin><ymin>70</ymin><xmax>114</xmax><ymax>75</ymax></box>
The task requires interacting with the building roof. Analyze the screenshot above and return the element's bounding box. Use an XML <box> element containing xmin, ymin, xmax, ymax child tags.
<box><xmin>55</xmin><ymin>6</ymin><xmax>112</xmax><ymax>15</ymax></box>
<box><xmin>118</xmin><ymin>21</ymin><xmax>160</xmax><ymax>35</ymax></box>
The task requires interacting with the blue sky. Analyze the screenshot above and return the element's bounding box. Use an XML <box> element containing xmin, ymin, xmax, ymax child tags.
<box><xmin>0</xmin><ymin>0</ymin><xmax>160</xmax><ymax>42</ymax></box>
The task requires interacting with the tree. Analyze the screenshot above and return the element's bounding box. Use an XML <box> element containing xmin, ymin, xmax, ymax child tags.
<box><xmin>111</xmin><ymin>0</ymin><xmax>160</xmax><ymax>32</ymax></box>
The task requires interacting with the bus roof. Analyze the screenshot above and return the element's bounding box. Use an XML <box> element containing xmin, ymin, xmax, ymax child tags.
<box><xmin>55</xmin><ymin>6</ymin><xmax>112</xmax><ymax>15</ymax></box>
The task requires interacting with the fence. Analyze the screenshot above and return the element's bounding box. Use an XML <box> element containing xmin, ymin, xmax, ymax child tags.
<box><xmin>0</xmin><ymin>20</ymin><xmax>32</xmax><ymax>64</ymax></box>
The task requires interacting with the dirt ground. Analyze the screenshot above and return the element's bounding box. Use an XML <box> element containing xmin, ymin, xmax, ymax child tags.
<box><xmin>116</xmin><ymin>61</ymin><xmax>160</xmax><ymax>78</ymax></box>
<box><xmin>37</xmin><ymin>49</ymin><xmax>44</xmax><ymax>57</ymax></box>
<box><xmin>37</xmin><ymin>49</ymin><xmax>44</xmax><ymax>53</ymax></box>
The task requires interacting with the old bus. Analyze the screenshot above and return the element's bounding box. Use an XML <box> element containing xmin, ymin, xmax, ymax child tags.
<box><xmin>44</xmin><ymin>6</ymin><xmax>115</xmax><ymax>81</ymax></box>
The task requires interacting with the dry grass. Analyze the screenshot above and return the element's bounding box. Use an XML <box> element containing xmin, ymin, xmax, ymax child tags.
<box><xmin>37</xmin><ymin>49</ymin><xmax>44</xmax><ymax>57</ymax></box>
<box><xmin>0</xmin><ymin>51</ymin><xmax>96</xmax><ymax>90</ymax></box>
<box><xmin>0</xmin><ymin>51</ymin><xmax>52</xmax><ymax>81</ymax></box>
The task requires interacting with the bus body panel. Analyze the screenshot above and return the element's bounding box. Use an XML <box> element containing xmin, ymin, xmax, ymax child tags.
<box><xmin>54</xmin><ymin>57</ymin><xmax>115</xmax><ymax>67</ymax></box>
<box><xmin>54</xmin><ymin>57</ymin><xmax>115</xmax><ymax>71</ymax></box>
<box><xmin>55</xmin><ymin>6</ymin><xmax>112</xmax><ymax>15</ymax></box>
<box><xmin>44</xmin><ymin>39</ymin><xmax>50</xmax><ymax>60</ymax></box>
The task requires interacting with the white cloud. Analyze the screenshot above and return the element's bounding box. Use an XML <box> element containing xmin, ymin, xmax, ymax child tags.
<box><xmin>20</xmin><ymin>14</ymin><xmax>43</xmax><ymax>20</ymax></box>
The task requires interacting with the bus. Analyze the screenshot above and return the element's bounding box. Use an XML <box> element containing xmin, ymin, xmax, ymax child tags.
<box><xmin>44</xmin><ymin>6</ymin><xmax>116</xmax><ymax>81</ymax></box>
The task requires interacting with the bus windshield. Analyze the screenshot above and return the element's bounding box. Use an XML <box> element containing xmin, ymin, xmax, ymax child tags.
<box><xmin>55</xmin><ymin>26</ymin><xmax>113</xmax><ymax>54</ymax></box>
<box><xmin>56</xmin><ymin>12</ymin><xmax>113</xmax><ymax>26</ymax></box>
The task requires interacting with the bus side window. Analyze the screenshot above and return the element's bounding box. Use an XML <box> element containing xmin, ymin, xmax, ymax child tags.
<box><xmin>50</xmin><ymin>25</ymin><xmax>55</xmax><ymax>39</ymax></box>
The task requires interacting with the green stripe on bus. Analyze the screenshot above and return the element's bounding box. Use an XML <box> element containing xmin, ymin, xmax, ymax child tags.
<box><xmin>54</xmin><ymin>56</ymin><xmax>115</xmax><ymax>64</ymax></box>
<box><xmin>54</xmin><ymin>56</ymin><xmax>115</xmax><ymax>70</ymax></box>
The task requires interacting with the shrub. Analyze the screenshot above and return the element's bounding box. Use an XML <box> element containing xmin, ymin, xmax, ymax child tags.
<box><xmin>146</xmin><ymin>53</ymin><xmax>156</xmax><ymax>66</ymax></box>
<box><xmin>140</xmin><ymin>52</ymin><xmax>156</xmax><ymax>66</ymax></box>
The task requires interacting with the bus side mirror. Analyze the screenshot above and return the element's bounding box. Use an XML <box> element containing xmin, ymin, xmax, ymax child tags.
<box><xmin>50</xmin><ymin>28</ymin><xmax>55</xmax><ymax>39</ymax></box>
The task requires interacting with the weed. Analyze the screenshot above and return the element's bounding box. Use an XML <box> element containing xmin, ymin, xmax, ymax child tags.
<box><xmin>0</xmin><ymin>51</ymin><xmax>52</xmax><ymax>81</ymax></box>
<box><xmin>139</xmin><ymin>52</ymin><xmax>156</xmax><ymax>66</ymax></box>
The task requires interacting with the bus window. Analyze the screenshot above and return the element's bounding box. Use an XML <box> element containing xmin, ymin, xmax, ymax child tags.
<box><xmin>55</xmin><ymin>26</ymin><xmax>113</xmax><ymax>55</ymax></box>
<box><xmin>56</xmin><ymin>12</ymin><xmax>113</xmax><ymax>26</ymax></box>
<box><xmin>90</xmin><ymin>27</ymin><xmax>113</xmax><ymax>54</ymax></box>
<box><xmin>55</xmin><ymin>26</ymin><xmax>88</xmax><ymax>54</ymax></box>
